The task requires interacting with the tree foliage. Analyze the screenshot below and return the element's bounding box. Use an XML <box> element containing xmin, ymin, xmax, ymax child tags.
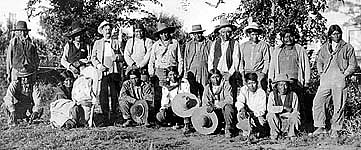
<box><xmin>218</xmin><ymin>0</ymin><xmax>343</xmax><ymax>46</ymax></box>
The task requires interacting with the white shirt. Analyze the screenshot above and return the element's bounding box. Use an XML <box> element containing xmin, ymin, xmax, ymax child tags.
<box><xmin>160</xmin><ymin>78</ymin><xmax>190</xmax><ymax>110</ymax></box>
<box><xmin>208</xmin><ymin>39</ymin><xmax>239</xmax><ymax>74</ymax></box>
<box><xmin>235</xmin><ymin>85</ymin><xmax>267</xmax><ymax>117</ymax></box>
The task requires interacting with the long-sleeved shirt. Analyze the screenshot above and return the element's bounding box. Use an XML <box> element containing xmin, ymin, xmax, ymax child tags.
<box><xmin>208</xmin><ymin>39</ymin><xmax>239</xmax><ymax>74</ymax></box>
<box><xmin>124</xmin><ymin>37</ymin><xmax>153</xmax><ymax>68</ymax></box>
<box><xmin>160</xmin><ymin>78</ymin><xmax>190</xmax><ymax>110</ymax></box>
<box><xmin>119</xmin><ymin>80</ymin><xmax>153</xmax><ymax>103</ymax></box>
<box><xmin>267</xmin><ymin>91</ymin><xmax>299</xmax><ymax>114</ymax></box>
<box><xmin>3</xmin><ymin>81</ymin><xmax>41</xmax><ymax>113</ymax></box>
<box><xmin>149</xmin><ymin>39</ymin><xmax>183</xmax><ymax>75</ymax></box>
<box><xmin>238</xmin><ymin>40</ymin><xmax>270</xmax><ymax>73</ymax></box>
<box><xmin>235</xmin><ymin>86</ymin><xmax>266</xmax><ymax>117</ymax></box>
<box><xmin>202</xmin><ymin>82</ymin><xmax>233</xmax><ymax>109</ymax></box>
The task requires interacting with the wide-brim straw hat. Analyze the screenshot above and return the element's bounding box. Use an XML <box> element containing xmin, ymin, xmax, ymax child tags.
<box><xmin>189</xmin><ymin>24</ymin><xmax>206</xmax><ymax>34</ymax></box>
<box><xmin>243</xmin><ymin>22</ymin><xmax>263</xmax><ymax>34</ymax></box>
<box><xmin>273</xmin><ymin>74</ymin><xmax>292</xmax><ymax>83</ymax></box>
<box><xmin>171</xmin><ymin>93</ymin><xmax>201</xmax><ymax>118</ymax></box>
<box><xmin>12</xmin><ymin>21</ymin><xmax>31</xmax><ymax>31</ymax></box>
<box><xmin>97</xmin><ymin>21</ymin><xmax>113</xmax><ymax>34</ymax></box>
<box><xmin>154</xmin><ymin>22</ymin><xmax>176</xmax><ymax>35</ymax></box>
<box><xmin>214</xmin><ymin>17</ymin><xmax>237</xmax><ymax>33</ymax></box>
<box><xmin>191</xmin><ymin>107</ymin><xmax>219</xmax><ymax>135</ymax></box>
<box><xmin>16</xmin><ymin>68</ymin><xmax>36</xmax><ymax>78</ymax></box>
<box><xmin>130</xmin><ymin>100</ymin><xmax>149</xmax><ymax>124</ymax></box>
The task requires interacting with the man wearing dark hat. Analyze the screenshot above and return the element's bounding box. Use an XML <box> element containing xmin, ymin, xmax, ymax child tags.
<box><xmin>148</xmin><ymin>22</ymin><xmax>183</xmax><ymax>87</ymax></box>
<box><xmin>202</xmin><ymin>68</ymin><xmax>236</xmax><ymax>137</ymax></box>
<box><xmin>2</xmin><ymin>70</ymin><xmax>42</xmax><ymax>126</ymax></box>
<box><xmin>61</xmin><ymin>21</ymin><xmax>89</xmax><ymax>76</ymax></box>
<box><xmin>118</xmin><ymin>69</ymin><xmax>153</xmax><ymax>127</ymax></box>
<box><xmin>208</xmin><ymin>17</ymin><xmax>239</xmax><ymax>77</ymax></box>
<box><xmin>6</xmin><ymin>21</ymin><xmax>39</xmax><ymax>83</ymax></box>
<box><xmin>267</xmin><ymin>74</ymin><xmax>300</xmax><ymax>140</ymax></box>
<box><xmin>238</xmin><ymin>22</ymin><xmax>270</xmax><ymax>91</ymax></box>
<box><xmin>91</xmin><ymin>21</ymin><xmax>124</xmax><ymax>125</ymax></box>
<box><xmin>183</xmin><ymin>24</ymin><xmax>212</xmax><ymax>87</ymax></box>
<box><xmin>312</xmin><ymin>25</ymin><xmax>357</xmax><ymax>137</ymax></box>
<box><xmin>124</xmin><ymin>23</ymin><xmax>153</xmax><ymax>71</ymax></box>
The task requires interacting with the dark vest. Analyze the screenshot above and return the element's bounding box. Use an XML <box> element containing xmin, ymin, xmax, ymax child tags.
<box><xmin>66</xmin><ymin>42</ymin><xmax>87</xmax><ymax>64</ymax></box>
<box><xmin>213</xmin><ymin>39</ymin><xmax>234</xmax><ymax>70</ymax></box>
<box><xmin>12</xmin><ymin>37</ymin><xmax>38</xmax><ymax>72</ymax></box>
<box><xmin>274</xmin><ymin>91</ymin><xmax>293</xmax><ymax>108</ymax></box>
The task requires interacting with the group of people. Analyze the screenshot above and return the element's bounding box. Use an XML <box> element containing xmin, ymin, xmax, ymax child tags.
<box><xmin>2</xmin><ymin>17</ymin><xmax>357</xmax><ymax>140</ymax></box>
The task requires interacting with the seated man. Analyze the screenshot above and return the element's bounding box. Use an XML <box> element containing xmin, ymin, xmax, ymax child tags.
<box><xmin>235</xmin><ymin>72</ymin><xmax>267</xmax><ymax>137</ymax></box>
<box><xmin>119</xmin><ymin>69</ymin><xmax>153</xmax><ymax>127</ymax></box>
<box><xmin>2</xmin><ymin>70</ymin><xmax>42</xmax><ymax>127</ymax></box>
<box><xmin>156</xmin><ymin>66</ymin><xmax>191</xmax><ymax>133</ymax></box>
<box><xmin>203</xmin><ymin>68</ymin><xmax>236</xmax><ymax>138</ymax></box>
<box><xmin>267</xmin><ymin>74</ymin><xmax>300</xmax><ymax>140</ymax></box>
<box><xmin>53</xmin><ymin>70</ymin><xmax>75</xmax><ymax>100</ymax></box>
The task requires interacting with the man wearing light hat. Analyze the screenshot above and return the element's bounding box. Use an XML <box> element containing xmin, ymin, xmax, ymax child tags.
<box><xmin>183</xmin><ymin>24</ymin><xmax>212</xmax><ymax>87</ymax></box>
<box><xmin>2</xmin><ymin>69</ymin><xmax>42</xmax><ymax>127</ymax></box>
<box><xmin>91</xmin><ymin>20</ymin><xmax>124</xmax><ymax>125</ymax></box>
<box><xmin>124</xmin><ymin>23</ymin><xmax>153</xmax><ymax>72</ymax></box>
<box><xmin>61</xmin><ymin>21</ymin><xmax>89</xmax><ymax>77</ymax></box>
<box><xmin>6</xmin><ymin>21</ymin><xmax>39</xmax><ymax>83</ymax></box>
<box><xmin>208</xmin><ymin>17</ymin><xmax>239</xmax><ymax>78</ymax></box>
<box><xmin>266</xmin><ymin>74</ymin><xmax>300</xmax><ymax>140</ymax></box>
<box><xmin>148</xmin><ymin>22</ymin><xmax>183</xmax><ymax>87</ymax></box>
<box><xmin>237</xmin><ymin>22</ymin><xmax>270</xmax><ymax>91</ymax></box>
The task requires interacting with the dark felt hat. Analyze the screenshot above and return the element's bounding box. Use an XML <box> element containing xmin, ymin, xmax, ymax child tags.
<box><xmin>12</xmin><ymin>21</ymin><xmax>31</xmax><ymax>31</ymax></box>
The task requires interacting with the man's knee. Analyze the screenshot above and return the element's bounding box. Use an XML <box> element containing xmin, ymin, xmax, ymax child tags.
<box><xmin>266</xmin><ymin>113</ymin><xmax>278</xmax><ymax>122</ymax></box>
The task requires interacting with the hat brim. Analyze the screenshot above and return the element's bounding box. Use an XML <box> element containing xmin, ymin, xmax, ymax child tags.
<box><xmin>191</xmin><ymin>107</ymin><xmax>218</xmax><ymax>135</ymax></box>
<box><xmin>243</xmin><ymin>26</ymin><xmax>263</xmax><ymax>34</ymax></box>
<box><xmin>154</xmin><ymin>27</ymin><xmax>176</xmax><ymax>35</ymax></box>
<box><xmin>130</xmin><ymin>100</ymin><xmax>149</xmax><ymax>124</ymax></box>
<box><xmin>272</xmin><ymin>79</ymin><xmax>292</xmax><ymax>84</ymax></box>
<box><xmin>65</xmin><ymin>28</ymin><xmax>86</xmax><ymax>37</ymax></box>
<box><xmin>189</xmin><ymin>30</ymin><xmax>206</xmax><ymax>34</ymax></box>
<box><xmin>214</xmin><ymin>24</ymin><xmax>237</xmax><ymax>33</ymax></box>
<box><xmin>171</xmin><ymin>93</ymin><xmax>200</xmax><ymax>118</ymax></box>
<box><xmin>17</xmin><ymin>71</ymin><xmax>35</xmax><ymax>78</ymax></box>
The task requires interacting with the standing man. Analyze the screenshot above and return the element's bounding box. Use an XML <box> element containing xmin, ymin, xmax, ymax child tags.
<box><xmin>124</xmin><ymin>23</ymin><xmax>153</xmax><ymax>71</ymax></box>
<box><xmin>312</xmin><ymin>25</ymin><xmax>357</xmax><ymax>137</ymax></box>
<box><xmin>91</xmin><ymin>21</ymin><xmax>124</xmax><ymax>125</ymax></box>
<box><xmin>148</xmin><ymin>22</ymin><xmax>183</xmax><ymax>86</ymax></box>
<box><xmin>61</xmin><ymin>21</ymin><xmax>89</xmax><ymax>77</ymax></box>
<box><xmin>238</xmin><ymin>22</ymin><xmax>270</xmax><ymax>90</ymax></box>
<box><xmin>6</xmin><ymin>21</ymin><xmax>39</xmax><ymax>83</ymax></box>
<box><xmin>183</xmin><ymin>24</ymin><xmax>212</xmax><ymax>86</ymax></box>
<box><xmin>235</xmin><ymin>72</ymin><xmax>267</xmax><ymax>137</ymax></box>
<box><xmin>202</xmin><ymin>69</ymin><xmax>236</xmax><ymax>138</ymax></box>
<box><xmin>208</xmin><ymin>17</ymin><xmax>239</xmax><ymax>78</ymax></box>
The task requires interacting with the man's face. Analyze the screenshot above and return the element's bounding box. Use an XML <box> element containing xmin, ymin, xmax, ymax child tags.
<box><xmin>282</xmin><ymin>33</ymin><xmax>295</xmax><ymax>46</ymax></box>
<box><xmin>277</xmin><ymin>81</ymin><xmax>289</xmax><ymax>95</ymax></box>
<box><xmin>210</xmin><ymin>74</ymin><xmax>221</xmax><ymax>86</ymax></box>
<box><xmin>168</xmin><ymin>71</ymin><xmax>178</xmax><ymax>83</ymax></box>
<box><xmin>74</xmin><ymin>35</ymin><xmax>82</xmax><ymax>42</ymax></box>
<box><xmin>102</xmin><ymin>25</ymin><xmax>112</xmax><ymax>39</ymax></box>
<box><xmin>63</xmin><ymin>78</ymin><xmax>74</xmax><ymax>88</ymax></box>
<box><xmin>134</xmin><ymin>28</ymin><xmax>145</xmax><ymax>39</ymax></box>
<box><xmin>249</xmin><ymin>32</ymin><xmax>260</xmax><ymax>43</ymax></box>
<box><xmin>220</xmin><ymin>28</ymin><xmax>232</xmax><ymax>41</ymax></box>
<box><xmin>159</xmin><ymin>32</ymin><xmax>170</xmax><ymax>41</ymax></box>
<box><xmin>193</xmin><ymin>32</ymin><xmax>203</xmax><ymax>41</ymax></box>
<box><xmin>18</xmin><ymin>30</ymin><xmax>29</xmax><ymax>39</ymax></box>
<box><xmin>330</xmin><ymin>30</ymin><xmax>342</xmax><ymax>43</ymax></box>
<box><xmin>130</xmin><ymin>75</ymin><xmax>141</xmax><ymax>86</ymax></box>
<box><xmin>246</xmin><ymin>80</ymin><xmax>258</xmax><ymax>93</ymax></box>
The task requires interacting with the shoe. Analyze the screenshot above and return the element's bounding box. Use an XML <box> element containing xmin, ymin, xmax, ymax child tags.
<box><xmin>122</xmin><ymin>120</ymin><xmax>133</xmax><ymax>127</ymax></box>
<box><xmin>329</xmin><ymin>129</ymin><xmax>339</xmax><ymax>138</ymax></box>
<box><xmin>171</xmin><ymin>123</ymin><xmax>181</xmax><ymax>130</ymax></box>
<box><xmin>310</xmin><ymin>127</ymin><xmax>327</xmax><ymax>136</ymax></box>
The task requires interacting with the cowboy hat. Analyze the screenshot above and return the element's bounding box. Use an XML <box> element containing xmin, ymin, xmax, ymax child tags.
<box><xmin>12</xmin><ymin>21</ymin><xmax>31</xmax><ymax>31</ymax></box>
<box><xmin>243</xmin><ymin>22</ymin><xmax>263</xmax><ymax>34</ymax></box>
<box><xmin>273</xmin><ymin>74</ymin><xmax>292</xmax><ymax>83</ymax></box>
<box><xmin>191</xmin><ymin>107</ymin><xmax>219</xmax><ymax>135</ymax></box>
<box><xmin>171</xmin><ymin>93</ymin><xmax>201</xmax><ymax>117</ymax></box>
<box><xmin>97</xmin><ymin>21</ymin><xmax>113</xmax><ymax>34</ymax></box>
<box><xmin>189</xmin><ymin>24</ymin><xmax>206</xmax><ymax>34</ymax></box>
<box><xmin>154</xmin><ymin>22</ymin><xmax>176</xmax><ymax>35</ymax></box>
<box><xmin>214</xmin><ymin>17</ymin><xmax>237</xmax><ymax>33</ymax></box>
<box><xmin>130</xmin><ymin>100</ymin><xmax>149</xmax><ymax>124</ymax></box>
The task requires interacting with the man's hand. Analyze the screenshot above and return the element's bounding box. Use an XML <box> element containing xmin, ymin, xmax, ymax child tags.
<box><xmin>283</xmin><ymin>107</ymin><xmax>293</xmax><ymax>113</ymax></box>
<box><xmin>206</xmin><ymin>106</ymin><xmax>215</xmax><ymax>113</ymax></box>
<box><xmin>69</xmin><ymin>64</ymin><xmax>79</xmax><ymax>74</ymax></box>
<box><xmin>238</xmin><ymin>109</ymin><xmax>248</xmax><ymax>119</ymax></box>
<box><xmin>257</xmin><ymin>116</ymin><xmax>266</xmax><ymax>126</ymax></box>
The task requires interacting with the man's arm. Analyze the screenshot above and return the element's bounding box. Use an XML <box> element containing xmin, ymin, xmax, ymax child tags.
<box><xmin>60</xmin><ymin>43</ymin><xmax>71</xmax><ymax>69</ymax></box>
<box><xmin>139</xmin><ymin>39</ymin><xmax>154</xmax><ymax>68</ymax></box>
<box><xmin>119</xmin><ymin>81</ymin><xmax>137</xmax><ymax>103</ymax></box>
<box><xmin>124</xmin><ymin>39</ymin><xmax>135</xmax><ymax>66</ymax></box>
<box><xmin>261</xmin><ymin>43</ymin><xmax>270</xmax><ymax>74</ymax></box>
<box><xmin>267</xmin><ymin>92</ymin><xmax>284</xmax><ymax>114</ymax></box>
<box><xmin>234</xmin><ymin>86</ymin><xmax>247</xmax><ymax>111</ymax></box>
<box><xmin>148</xmin><ymin>42</ymin><xmax>156</xmax><ymax>76</ymax></box>
<box><xmin>217</xmin><ymin>83</ymin><xmax>233</xmax><ymax>108</ymax></box>
<box><xmin>344</xmin><ymin>45</ymin><xmax>357</xmax><ymax>76</ymax></box>
<box><xmin>91</xmin><ymin>41</ymin><xmax>102</xmax><ymax>67</ymax></box>
<box><xmin>176</xmin><ymin>41</ymin><xmax>184</xmax><ymax>76</ymax></box>
<box><xmin>208</xmin><ymin>41</ymin><xmax>216</xmax><ymax>71</ymax></box>
<box><xmin>6</xmin><ymin>40</ymin><xmax>13</xmax><ymax>82</ymax></box>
